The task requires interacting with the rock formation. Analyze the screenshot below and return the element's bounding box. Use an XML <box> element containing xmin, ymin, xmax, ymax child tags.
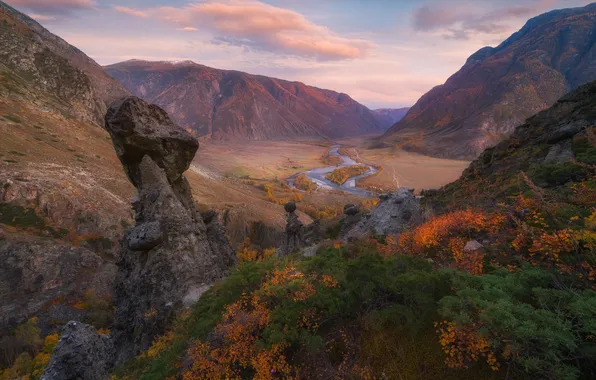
<box><xmin>282</xmin><ymin>201</ymin><xmax>304</xmax><ymax>255</ymax></box>
<box><xmin>41</xmin><ymin>321</ymin><xmax>111</xmax><ymax>380</ymax></box>
<box><xmin>343</xmin><ymin>188</ymin><xmax>422</xmax><ymax>240</ymax></box>
<box><xmin>105</xmin><ymin>97</ymin><xmax>234</xmax><ymax>364</ymax></box>
<box><xmin>203</xmin><ymin>210</ymin><xmax>237</xmax><ymax>270</ymax></box>
<box><xmin>339</xmin><ymin>204</ymin><xmax>363</xmax><ymax>238</ymax></box>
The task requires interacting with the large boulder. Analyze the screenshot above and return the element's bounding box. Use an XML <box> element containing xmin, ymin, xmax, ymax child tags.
<box><xmin>343</xmin><ymin>188</ymin><xmax>422</xmax><ymax>240</ymax></box>
<box><xmin>105</xmin><ymin>96</ymin><xmax>199</xmax><ymax>187</ymax></box>
<box><xmin>41</xmin><ymin>321</ymin><xmax>111</xmax><ymax>380</ymax></box>
<box><xmin>106</xmin><ymin>97</ymin><xmax>234</xmax><ymax>364</ymax></box>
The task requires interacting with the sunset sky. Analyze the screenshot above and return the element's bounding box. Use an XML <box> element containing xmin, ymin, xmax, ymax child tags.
<box><xmin>6</xmin><ymin>0</ymin><xmax>593</xmax><ymax>108</ymax></box>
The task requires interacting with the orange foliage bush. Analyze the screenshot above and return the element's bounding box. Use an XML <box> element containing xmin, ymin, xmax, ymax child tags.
<box><xmin>180</xmin><ymin>266</ymin><xmax>334</xmax><ymax>379</ymax></box>
<box><xmin>375</xmin><ymin>210</ymin><xmax>506</xmax><ymax>274</ymax></box>
<box><xmin>436</xmin><ymin>321</ymin><xmax>499</xmax><ymax>371</ymax></box>
<box><xmin>236</xmin><ymin>237</ymin><xmax>277</xmax><ymax>262</ymax></box>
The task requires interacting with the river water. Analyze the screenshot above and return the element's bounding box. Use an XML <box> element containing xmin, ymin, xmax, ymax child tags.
<box><xmin>287</xmin><ymin>145</ymin><xmax>376</xmax><ymax>196</ymax></box>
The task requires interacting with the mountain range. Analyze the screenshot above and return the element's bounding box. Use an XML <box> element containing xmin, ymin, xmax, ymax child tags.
<box><xmin>105</xmin><ymin>60</ymin><xmax>383</xmax><ymax>140</ymax></box>
<box><xmin>373</xmin><ymin>108</ymin><xmax>410</xmax><ymax>129</ymax></box>
<box><xmin>383</xmin><ymin>3</ymin><xmax>596</xmax><ymax>159</ymax></box>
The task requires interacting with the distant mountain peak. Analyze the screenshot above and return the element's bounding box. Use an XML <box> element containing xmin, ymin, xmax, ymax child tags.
<box><xmin>383</xmin><ymin>2</ymin><xmax>596</xmax><ymax>160</ymax></box>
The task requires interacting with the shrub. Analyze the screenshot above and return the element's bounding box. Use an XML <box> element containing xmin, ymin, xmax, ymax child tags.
<box><xmin>438</xmin><ymin>267</ymin><xmax>596</xmax><ymax>379</ymax></box>
<box><xmin>326</xmin><ymin>166</ymin><xmax>368</xmax><ymax>185</ymax></box>
<box><xmin>531</xmin><ymin>163</ymin><xmax>587</xmax><ymax>187</ymax></box>
<box><xmin>293</xmin><ymin>174</ymin><xmax>318</xmax><ymax>192</ymax></box>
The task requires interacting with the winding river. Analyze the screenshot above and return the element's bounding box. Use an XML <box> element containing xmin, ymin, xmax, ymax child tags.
<box><xmin>287</xmin><ymin>145</ymin><xmax>377</xmax><ymax>196</ymax></box>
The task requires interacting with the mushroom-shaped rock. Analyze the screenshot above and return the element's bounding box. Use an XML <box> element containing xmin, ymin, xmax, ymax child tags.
<box><xmin>284</xmin><ymin>201</ymin><xmax>297</xmax><ymax>213</ymax></box>
<box><xmin>105</xmin><ymin>96</ymin><xmax>199</xmax><ymax>187</ymax></box>
<box><xmin>108</xmin><ymin>99</ymin><xmax>234</xmax><ymax>365</ymax></box>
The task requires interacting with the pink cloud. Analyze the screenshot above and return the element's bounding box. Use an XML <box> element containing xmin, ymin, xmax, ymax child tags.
<box><xmin>176</xmin><ymin>27</ymin><xmax>199</xmax><ymax>31</ymax></box>
<box><xmin>149</xmin><ymin>0</ymin><xmax>371</xmax><ymax>60</ymax></box>
<box><xmin>112</xmin><ymin>6</ymin><xmax>149</xmax><ymax>18</ymax></box>
<box><xmin>28</xmin><ymin>13</ymin><xmax>56</xmax><ymax>21</ymax></box>
<box><xmin>412</xmin><ymin>0</ymin><xmax>558</xmax><ymax>40</ymax></box>
<box><xmin>7</xmin><ymin>0</ymin><xmax>95</xmax><ymax>14</ymax></box>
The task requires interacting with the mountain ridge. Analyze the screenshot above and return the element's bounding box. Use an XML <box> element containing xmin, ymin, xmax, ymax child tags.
<box><xmin>105</xmin><ymin>59</ymin><xmax>382</xmax><ymax>140</ymax></box>
<box><xmin>383</xmin><ymin>3</ymin><xmax>596</xmax><ymax>159</ymax></box>
<box><xmin>0</xmin><ymin>1</ymin><xmax>130</xmax><ymax>126</ymax></box>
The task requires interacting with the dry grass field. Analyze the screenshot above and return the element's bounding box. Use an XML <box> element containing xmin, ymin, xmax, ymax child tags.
<box><xmin>196</xmin><ymin>140</ymin><xmax>331</xmax><ymax>180</ymax></box>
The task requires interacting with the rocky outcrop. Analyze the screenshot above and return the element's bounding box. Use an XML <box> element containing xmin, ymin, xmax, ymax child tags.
<box><xmin>343</xmin><ymin>188</ymin><xmax>422</xmax><ymax>240</ymax></box>
<box><xmin>0</xmin><ymin>236</ymin><xmax>109</xmax><ymax>331</ymax></box>
<box><xmin>0</xmin><ymin>2</ymin><xmax>129</xmax><ymax>126</ymax></box>
<box><xmin>282</xmin><ymin>202</ymin><xmax>304</xmax><ymax>255</ymax></box>
<box><xmin>106</xmin><ymin>97</ymin><xmax>234</xmax><ymax>364</ymax></box>
<box><xmin>203</xmin><ymin>210</ymin><xmax>236</xmax><ymax>270</ymax></box>
<box><xmin>41</xmin><ymin>321</ymin><xmax>111</xmax><ymax>380</ymax></box>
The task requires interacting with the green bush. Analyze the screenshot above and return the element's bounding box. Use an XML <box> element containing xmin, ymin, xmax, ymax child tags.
<box><xmin>440</xmin><ymin>267</ymin><xmax>596</xmax><ymax>379</ymax></box>
<box><xmin>530</xmin><ymin>162</ymin><xmax>586</xmax><ymax>187</ymax></box>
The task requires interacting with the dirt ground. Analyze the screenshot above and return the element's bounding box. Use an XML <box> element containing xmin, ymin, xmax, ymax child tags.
<box><xmin>336</xmin><ymin>137</ymin><xmax>470</xmax><ymax>193</ymax></box>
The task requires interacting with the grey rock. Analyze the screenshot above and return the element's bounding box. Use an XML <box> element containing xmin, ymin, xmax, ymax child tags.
<box><xmin>284</xmin><ymin>201</ymin><xmax>297</xmax><ymax>213</ymax></box>
<box><xmin>202</xmin><ymin>210</ymin><xmax>218</xmax><ymax>224</ymax></box>
<box><xmin>204</xmin><ymin>212</ymin><xmax>237</xmax><ymax>270</ymax></box>
<box><xmin>0</xmin><ymin>237</ymin><xmax>104</xmax><ymax>331</ymax></box>
<box><xmin>544</xmin><ymin>141</ymin><xmax>575</xmax><ymax>163</ymax></box>
<box><xmin>107</xmin><ymin>98</ymin><xmax>234</xmax><ymax>365</ymax></box>
<box><xmin>343</xmin><ymin>187</ymin><xmax>422</xmax><ymax>240</ymax></box>
<box><xmin>105</xmin><ymin>96</ymin><xmax>199</xmax><ymax>187</ymax></box>
<box><xmin>126</xmin><ymin>221</ymin><xmax>162</xmax><ymax>251</ymax></box>
<box><xmin>344</xmin><ymin>204</ymin><xmax>360</xmax><ymax>216</ymax></box>
<box><xmin>304</xmin><ymin>219</ymin><xmax>322</xmax><ymax>246</ymax></box>
<box><xmin>41</xmin><ymin>321</ymin><xmax>111</xmax><ymax>380</ymax></box>
<box><xmin>282</xmin><ymin>202</ymin><xmax>303</xmax><ymax>255</ymax></box>
<box><xmin>464</xmin><ymin>240</ymin><xmax>484</xmax><ymax>252</ymax></box>
<box><xmin>544</xmin><ymin>120</ymin><xmax>587</xmax><ymax>144</ymax></box>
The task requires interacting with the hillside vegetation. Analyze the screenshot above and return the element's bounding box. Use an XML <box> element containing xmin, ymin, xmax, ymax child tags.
<box><xmin>114</xmin><ymin>82</ymin><xmax>596</xmax><ymax>379</ymax></box>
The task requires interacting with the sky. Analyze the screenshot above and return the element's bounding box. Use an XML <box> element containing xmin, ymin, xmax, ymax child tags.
<box><xmin>6</xmin><ymin>0</ymin><xmax>593</xmax><ymax>108</ymax></box>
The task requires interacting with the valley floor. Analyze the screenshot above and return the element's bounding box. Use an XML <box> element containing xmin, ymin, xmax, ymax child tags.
<box><xmin>336</xmin><ymin>137</ymin><xmax>470</xmax><ymax>193</ymax></box>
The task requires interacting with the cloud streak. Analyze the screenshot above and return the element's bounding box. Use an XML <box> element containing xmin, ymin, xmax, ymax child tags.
<box><xmin>112</xmin><ymin>6</ymin><xmax>149</xmax><ymax>19</ymax></box>
<box><xmin>7</xmin><ymin>0</ymin><xmax>95</xmax><ymax>14</ymax></box>
<box><xmin>412</xmin><ymin>1</ymin><xmax>552</xmax><ymax>40</ymax></box>
<box><xmin>119</xmin><ymin>0</ymin><xmax>371</xmax><ymax>60</ymax></box>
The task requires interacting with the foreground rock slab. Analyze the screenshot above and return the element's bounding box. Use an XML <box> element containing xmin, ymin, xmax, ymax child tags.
<box><xmin>41</xmin><ymin>321</ymin><xmax>111</xmax><ymax>380</ymax></box>
<box><xmin>105</xmin><ymin>97</ymin><xmax>235</xmax><ymax>364</ymax></box>
<box><xmin>343</xmin><ymin>188</ymin><xmax>422</xmax><ymax>240</ymax></box>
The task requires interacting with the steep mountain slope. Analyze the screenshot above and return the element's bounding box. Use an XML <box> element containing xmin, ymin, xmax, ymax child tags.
<box><xmin>105</xmin><ymin>60</ymin><xmax>382</xmax><ymax>140</ymax></box>
<box><xmin>384</xmin><ymin>3</ymin><xmax>596</xmax><ymax>159</ymax></box>
<box><xmin>0</xmin><ymin>1</ymin><xmax>129</xmax><ymax>125</ymax></box>
<box><xmin>373</xmin><ymin>107</ymin><xmax>410</xmax><ymax>129</ymax></box>
<box><xmin>429</xmin><ymin>79</ymin><xmax>596</xmax><ymax>209</ymax></box>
